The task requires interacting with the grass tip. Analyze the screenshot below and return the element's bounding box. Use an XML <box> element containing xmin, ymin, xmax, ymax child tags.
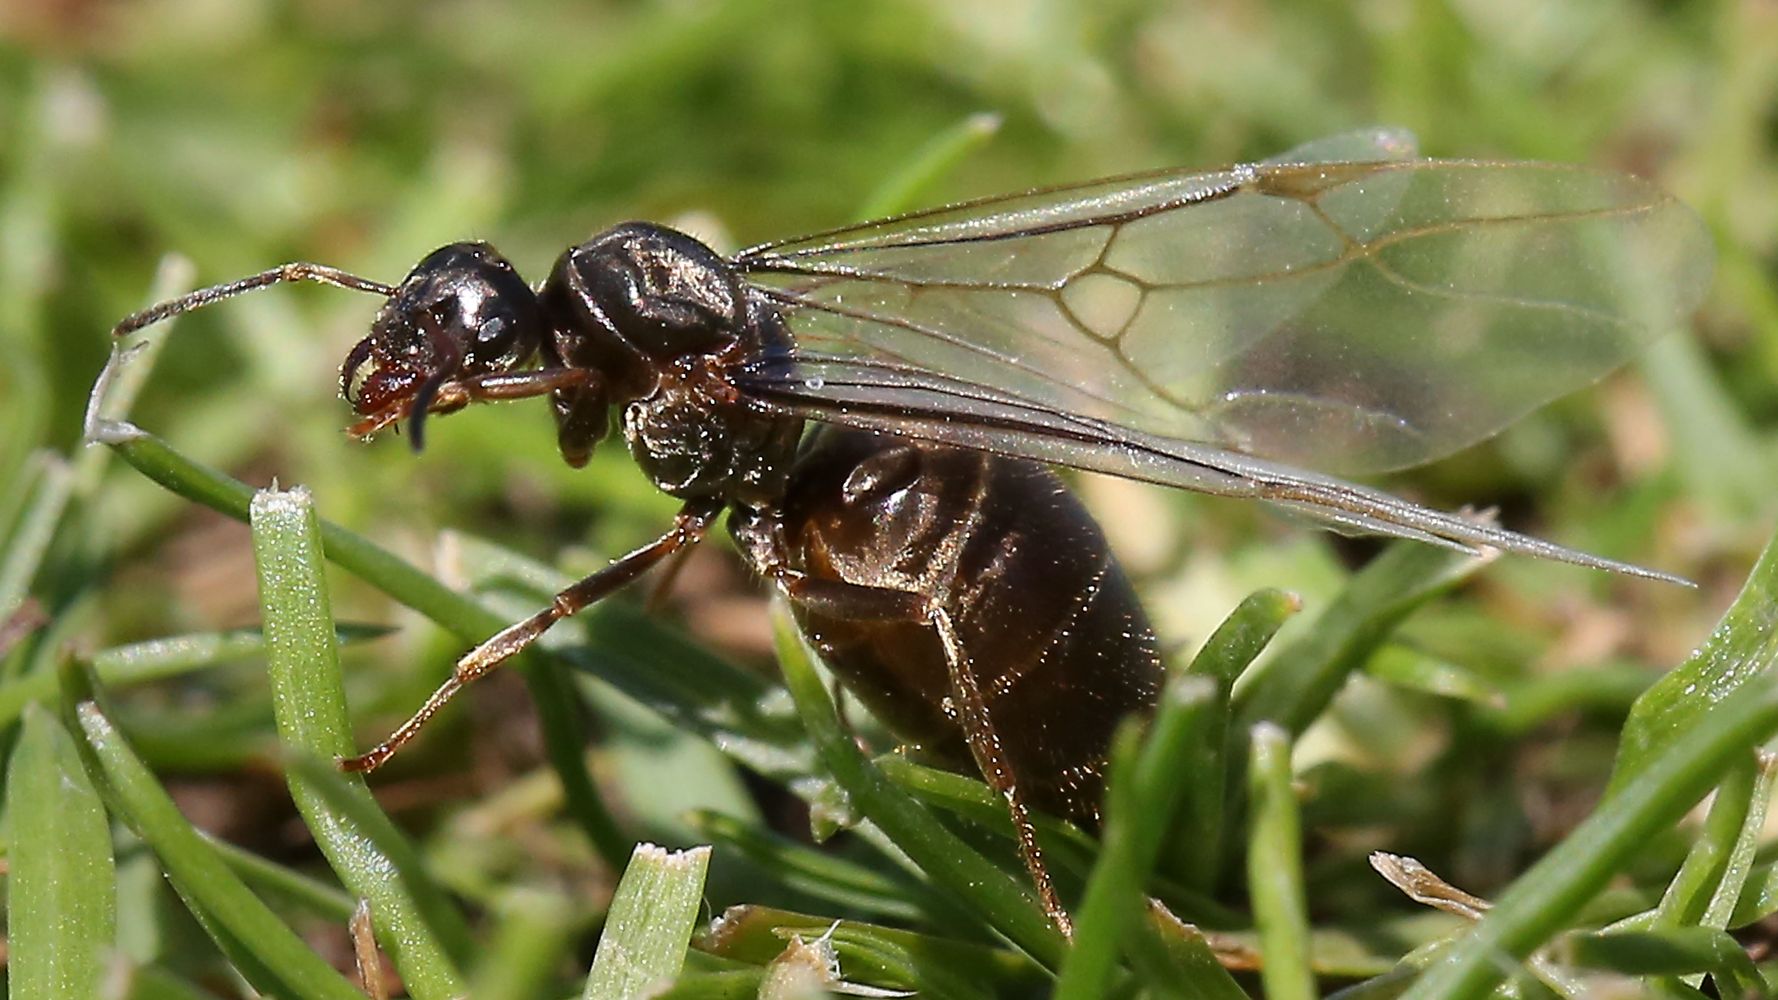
<box><xmin>249</xmin><ymin>483</ymin><xmax>316</xmax><ymax>515</ymax></box>
<box><xmin>630</xmin><ymin>842</ymin><xmax>712</xmax><ymax>872</ymax></box>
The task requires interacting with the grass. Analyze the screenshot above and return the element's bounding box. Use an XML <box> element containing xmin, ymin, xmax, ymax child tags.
<box><xmin>5</xmin><ymin>0</ymin><xmax>1778</xmax><ymax>996</ymax></box>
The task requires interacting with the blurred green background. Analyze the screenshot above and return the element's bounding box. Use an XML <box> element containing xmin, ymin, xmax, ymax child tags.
<box><xmin>3</xmin><ymin>0</ymin><xmax>1777</xmax><ymax>995</ymax></box>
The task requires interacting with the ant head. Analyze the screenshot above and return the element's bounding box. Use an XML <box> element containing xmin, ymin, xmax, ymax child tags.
<box><xmin>113</xmin><ymin>242</ymin><xmax>552</xmax><ymax>451</ymax></box>
<box><xmin>341</xmin><ymin>243</ymin><xmax>542</xmax><ymax>436</ymax></box>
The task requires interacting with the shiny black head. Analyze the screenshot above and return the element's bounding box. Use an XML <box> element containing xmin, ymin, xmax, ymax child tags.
<box><xmin>340</xmin><ymin>242</ymin><xmax>543</xmax><ymax>447</ymax></box>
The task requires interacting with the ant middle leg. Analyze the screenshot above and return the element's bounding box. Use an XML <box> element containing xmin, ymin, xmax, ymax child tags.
<box><xmin>339</xmin><ymin>499</ymin><xmax>722</xmax><ymax>773</ymax></box>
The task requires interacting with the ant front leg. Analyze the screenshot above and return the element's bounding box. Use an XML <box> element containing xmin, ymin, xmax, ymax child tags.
<box><xmin>340</xmin><ymin>498</ymin><xmax>723</xmax><ymax>773</ymax></box>
<box><xmin>776</xmin><ymin>570</ymin><xmax>1075</xmax><ymax>939</ymax></box>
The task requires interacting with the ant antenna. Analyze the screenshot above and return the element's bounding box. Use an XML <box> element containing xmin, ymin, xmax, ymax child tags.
<box><xmin>112</xmin><ymin>262</ymin><xmax>396</xmax><ymax>338</ymax></box>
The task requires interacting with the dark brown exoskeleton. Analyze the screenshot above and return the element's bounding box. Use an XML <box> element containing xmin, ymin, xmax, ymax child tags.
<box><xmin>350</xmin><ymin>225</ymin><xmax>1163</xmax><ymax>930</ymax></box>
<box><xmin>113</xmin><ymin>130</ymin><xmax>1713</xmax><ymax>935</ymax></box>
<box><xmin>747</xmin><ymin>430</ymin><xmax>1163</xmax><ymax>827</ymax></box>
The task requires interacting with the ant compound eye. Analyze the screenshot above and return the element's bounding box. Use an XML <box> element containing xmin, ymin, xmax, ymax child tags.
<box><xmin>475</xmin><ymin>314</ymin><xmax>510</xmax><ymax>349</ymax></box>
<box><xmin>460</xmin><ymin>291</ymin><xmax>540</xmax><ymax>373</ymax></box>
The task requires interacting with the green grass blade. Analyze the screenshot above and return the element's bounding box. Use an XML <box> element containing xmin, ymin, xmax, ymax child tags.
<box><xmin>652</xmin><ymin>968</ymin><xmax>767</xmax><ymax>999</ymax></box>
<box><xmin>205</xmin><ymin>834</ymin><xmax>358</xmax><ymax>923</ymax></box>
<box><xmin>874</xmin><ymin>753</ymin><xmax>1242</xmax><ymax>927</ymax></box>
<box><xmin>770</xmin><ymin>600</ymin><xmax>1069</xmax><ymax>969</ymax></box>
<box><xmin>1399</xmin><ymin>670</ymin><xmax>1778</xmax><ymax>999</ymax></box>
<box><xmin>1234</xmin><ymin>541</ymin><xmax>1480</xmax><ymax>736</ymax></box>
<box><xmin>1177</xmin><ymin>588</ymin><xmax>1299</xmax><ymax>890</ymax></box>
<box><xmin>1652</xmin><ymin>755</ymin><xmax>1766</xmax><ymax>928</ymax></box>
<box><xmin>686</xmin><ymin>808</ymin><xmax>934</xmax><ymax>922</ymax></box>
<box><xmin>1057</xmin><ymin>676</ymin><xmax>1218</xmax><ymax>999</ymax></box>
<box><xmin>109</xmin><ymin>963</ymin><xmax>224</xmax><ymax>1000</ymax></box>
<box><xmin>96</xmin><ymin>422</ymin><xmax>467</xmax><ymax>628</ymax></box>
<box><xmin>854</xmin><ymin>111</ymin><xmax>1003</xmax><ymax>220</ymax></box>
<box><xmin>1247</xmin><ymin>722</ymin><xmax>1316</xmax><ymax>1000</ymax></box>
<box><xmin>470</xmin><ymin>890</ymin><xmax>578</xmax><ymax>1000</ymax></box>
<box><xmin>250</xmin><ymin>485</ymin><xmax>471</xmax><ymax>999</ymax></box>
<box><xmin>582</xmin><ymin>843</ymin><xmax>713</xmax><ymax>1000</ymax></box>
<box><xmin>447</xmin><ymin>534</ymin><xmax>647</xmax><ymax>859</ymax></box>
<box><xmin>447</xmin><ymin>530</ymin><xmax>800</xmax><ymax>753</ymax></box>
<box><xmin>1364</xmin><ymin>646</ymin><xmax>1505</xmax><ymax>706</ymax></box>
<box><xmin>700</xmin><ymin>905</ymin><xmax>1042</xmax><ymax>997</ymax></box>
<box><xmin>5</xmin><ymin>702</ymin><xmax>117</xmax><ymax>1000</ymax></box>
<box><xmin>1611</xmin><ymin>524</ymin><xmax>1778</xmax><ymax>795</ymax></box>
<box><xmin>0</xmin><ymin>624</ymin><xmax>388</xmax><ymax>729</ymax></box>
<box><xmin>1054</xmin><ymin>721</ymin><xmax>1146</xmax><ymax>1000</ymax></box>
<box><xmin>1124</xmin><ymin>903</ymin><xmax>1251</xmax><ymax>1000</ymax></box>
<box><xmin>1563</xmin><ymin>927</ymin><xmax>1762</xmax><ymax>991</ymax></box>
<box><xmin>72</xmin><ymin>700</ymin><xmax>366</xmax><ymax>1000</ymax></box>
<box><xmin>524</xmin><ymin>654</ymin><xmax>635</xmax><ymax>870</ymax></box>
<box><xmin>0</xmin><ymin>452</ymin><xmax>72</xmax><ymax>617</ymax></box>
<box><xmin>1188</xmin><ymin>589</ymin><xmax>1303</xmax><ymax>690</ymax></box>
<box><xmin>1697</xmin><ymin>752</ymin><xmax>1777</xmax><ymax>930</ymax></box>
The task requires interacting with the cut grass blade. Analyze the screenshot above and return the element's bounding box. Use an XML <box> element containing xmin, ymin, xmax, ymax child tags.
<box><xmin>71</xmin><ymin>698</ymin><xmax>366</xmax><ymax>1000</ymax></box>
<box><xmin>5</xmin><ymin>702</ymin><xmax>117</xmax><ymax>1000</ymax></box>
<box><xmin>249</xmin><ymin>485</ymin><xmax>471</xmax><ymax>999</ymax></box>
<box><xmin>700</xmin><ymin>905</ymin><xmax>1045</xmax><ymax>998</ymax></box>
<box><xmin>1247</xmin><ymin>722</ymin><xmax>1316</xmax><ymax>1000</ymax></box>
<box><xmin>583</xmin><ymin>843</ymin><xmax>713</xmax><ymax>1000</ymax></box>
<box><xmin>770</xmin><ymin>600</ymin><xmax>1068</xmax><ymax>970</ymax></box>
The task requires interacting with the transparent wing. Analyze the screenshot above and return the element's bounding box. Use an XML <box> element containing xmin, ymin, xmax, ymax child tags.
<box><xmin>731</xmin><ymin>354</ymin><xmax>1689</xmax><ymax>580</ymax></box>
<box><xmin>736</xmin><ymin>138</ymin><xmax>1712</xmax><ymax>479</ymax></box>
